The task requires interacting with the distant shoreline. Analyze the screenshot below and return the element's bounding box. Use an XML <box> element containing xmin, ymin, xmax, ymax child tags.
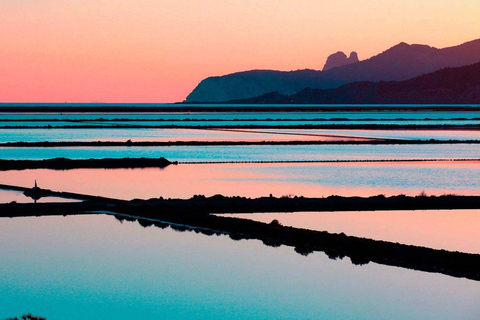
<box><xmin>1</xmin><ymin>124</ymin><xmax>480</xmax><ymax>130</ymax></box>
<box><xmin>1</xmin><ymin>104</ymin><xmax>480</xmax><ymax>113</ymax></box>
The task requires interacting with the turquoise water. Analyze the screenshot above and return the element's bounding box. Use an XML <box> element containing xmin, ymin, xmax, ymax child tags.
<box><xmin>1</xmin><ymin>144</ymin><xmax>480</xmax><ymax>161</ymax></box>
<box><xmin>0</xmin><ymin>214</ymin><xmax>478</xmax><ymax>320</ymax></box>
<box><xmin>4</xmin><ymin>119</ymin><xmax>480</xmax><ymax>127</ymax></box>
<box><xmin>2</xmin><ymin>127</ymin><xmax>480</xmax><ymax>143</ymax></box>
<box><xmin>288</xmin><ymin>129</ymin><xmax>480</xmax><ymax>140</ymax></box>
<box><xmin>1</xmin><ymin>108</ymin><xmax>480</xmax><ymax>319</ymax></box>
<box><xmin>2</xmin><ymin>111</ymin><xmax>480</xmax><ymax>119</ymax></box>
<box><xmin>3</xmin><ymin>110</ymin><xmax>480</xmax><ymax>120</ymax></box>
<box><xmin>2</xmin><ymin>109</ymin><xmax>480</xmax><ymax>128</ymax></box>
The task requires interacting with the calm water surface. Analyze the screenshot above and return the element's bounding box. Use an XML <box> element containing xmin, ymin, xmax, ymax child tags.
<box><xmin>2</xmin><ymin>110</ymin><xmax>480</xmax><ymax>120</ymax></box>
<box><xmin>2</xmin><ymin>120</ymin><xmax>480</xmax><ymax>127</ymax></box>
<box><xmin>0</xmin><ymin>214</ymin><xmax>478</xmax><ymax>320</ymax></box>
<box><xmin>224</xmin><ymin>210</ymin><xmax>480</xmax><ymax>254</ymax></box>
<box><xmin>3</xmin><ymin>109</ymin><xmax>480</xmax><ymax>129</ymax></box>
<box><xmin>2</xmin><ymin>144</ymin><xmax>480</xmax><ymax>162</ymax></box>
<box><xmin>2</xmin><ymin>108</ymin><xmax>479</xmax><ymax>320</ymax></box>
<box><xmin>0</xmin><ymin>128</ymin><xmax>373</xmax><ymax>143</ymax></box>
<box><xmin>1</xmin><ymin>162</ymin><xmax>479</xmax><ymax>199</ymax></box>
<box><xmin>2</xmin><ymin>128</ymin><xmax>480</xmax><ymax>143</ymax></box>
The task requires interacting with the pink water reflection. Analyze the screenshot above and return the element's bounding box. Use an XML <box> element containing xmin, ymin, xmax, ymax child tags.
<box><xmin>225</xmin><ymin>210</ymin><xmax>480</xmax><ymax>254</ymax></box>
<box><xmin>288</xmin><ymin>129</ymin><xmax>480</xmax><ymax>140</ymax></box>
<box><xmin>0</xmin><ymin>162</ymin><xmax>479</xmax><ymax>200</ymax></box>
<box><xmin>84</xmin><ymin>128</ymin><xmax>372</xmax><ymax>142</ymax></box>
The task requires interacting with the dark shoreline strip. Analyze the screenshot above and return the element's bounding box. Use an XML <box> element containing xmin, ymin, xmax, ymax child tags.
<box><xmin>179</xmin><ymin>159</ymin><xmax>480</xmax><ymax>165</ymax></box>
<box><xmin>120</xmin><ymin>194</ymin><xmax>480</xmax><ymax>215</ymax></box>
<box><xmin>0</xmin><ymin>158</ymin><xmax>478</xmax><ymax>170</ymax></box>
<box><xmin>0</xmin><ymin>157</ymin><xmax>173</xmax><ymax>171</ymax></box>
<box><xmin>2</xmin><ymin>117</ymin><xmax>480</xmax><ymax>122</ymax></box>
<box><xmin>1</xmin><ymin>124</ymin><xmax>480</xmax><ymax>130</ymax></box>
<box><xmin>1</xmin><ymin>105</ymin><xmax>480</xmax><ymax>112</ymax></box>
<box><xmin>3</xmin><ymin>139</ymin><xmax>480</xmax><ymax>148</ymax></box>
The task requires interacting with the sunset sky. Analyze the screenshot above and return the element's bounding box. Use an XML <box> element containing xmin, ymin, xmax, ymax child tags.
<box><xmin>1</xmin><ymin>0</ymin><xmax>480</xmax><ymax>103</ymax></box>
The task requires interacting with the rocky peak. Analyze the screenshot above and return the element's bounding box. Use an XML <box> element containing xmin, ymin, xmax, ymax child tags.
<box><xmin>323</xmin><ymin>51</ymin><xmax>359</xmax><ymax>71</ymax></box>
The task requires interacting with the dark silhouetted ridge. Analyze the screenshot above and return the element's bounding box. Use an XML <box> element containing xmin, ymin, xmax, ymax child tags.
<box><xmin>227</xmin><ymin>61</ymin><xmax>480</xmax><ymax>104</ymax></box>
<box><xmin>186</xmin><ymin>38</ymin><xmax>480</xmax><ymax>102</ymax></box>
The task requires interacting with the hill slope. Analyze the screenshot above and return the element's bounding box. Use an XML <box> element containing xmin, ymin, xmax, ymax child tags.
<box><xmin>227</xmin><ymin>62</ymin><xmax>480</xmax><ymax>104</ymax></box>
<box><xmin>186</xmin><ymin>38</ymin><xmax>480</xmax><ymax>102</ymax></box>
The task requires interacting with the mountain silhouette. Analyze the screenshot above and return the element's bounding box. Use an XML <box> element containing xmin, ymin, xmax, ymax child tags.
<box><xmin>186</xmin><ymin>38</ymin><xmax>480</xmax><ymax>102</ymax></box>
<box><xmin>323</xmin><ymin>51</ymin><xmax>359</xmax><ymax>71</ymax></box>
<box><xmin>226</xmin><ymin>61</ymin><xmax>480</xmax><ymax>104</ymax></box>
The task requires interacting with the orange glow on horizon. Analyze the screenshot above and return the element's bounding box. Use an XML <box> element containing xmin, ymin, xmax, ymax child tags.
<box><xmin>1</xmin><ymin>0</ymin><xmax>480</xmax><ymax>103</ymax></box>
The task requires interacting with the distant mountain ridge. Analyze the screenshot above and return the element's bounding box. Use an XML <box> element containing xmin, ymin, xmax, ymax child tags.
<box><xmin>227</xmin><ymin>62</ymin><xmax>480</xmax><ymax>104</ymax></box>
<box><xmin>186</xmin><ymin>38</ymin><xmax>480</xmax><ymax>102</ymax></box>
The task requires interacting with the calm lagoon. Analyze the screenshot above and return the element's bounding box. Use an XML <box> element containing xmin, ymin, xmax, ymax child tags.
<box><xmin>1</xmin><ymin>162</ymin><xmax>480</xmax><ymax>200</ymax></box>
<box><xmin>3</xmin><ymin>120</ymin><xmax>480</xmax><ymax>127</ymax></box>
<box><xmin>2</xmin><ymin>128</ymin><xmax>480</xmax><ymax>143</ymax></box>
<box><xmin>0</xmin><ymin>214</ymin><xmax>478</xmax><ymax>320</ymax></box>
<box><xmin>1</xmin><ymin>109</ymin><xmax>480</xmax><ymax>319</ymax></box>
<box><xmin>0</xmin><ymin>128</ymin><xmax>372</xmax><ymax>143</ymax></box>
<box><xmin>2</xmin><ymin>144</ymin><xmax>480</xmax><ymax>162</ymax></box>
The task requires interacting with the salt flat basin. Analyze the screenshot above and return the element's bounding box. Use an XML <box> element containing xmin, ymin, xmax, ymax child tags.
<box><xmin>222</xmin><ymin>209</ymin><xmax>480</xmax><ymax>254</ymax></box>
<box><xmin>1</xmin><ymin>161</ymin><xmax>480</xmax><ymax>200</ymax></box>
<box><xmin>3</xmin><ymin>128</ymin><xmax>480</xmax><ymax>144</ymax></box>
<box><xmin>282</xmin><ymin>128</ymin><xmax>480</xmax><ymax>141</ymax></box>
<box><xmin>0</xmin><ymin>214</ymin><xmax>478</xmax><ymax>319</ymax></box>
<box><xmin>0</xmin><ymin>128</ymin><xmax>376</xmax><ymax>143</ymax></box>
<box><xmin>2</xmin><ymin>144</ymin><xmax>480</xmax><ymax>162</ymax></box>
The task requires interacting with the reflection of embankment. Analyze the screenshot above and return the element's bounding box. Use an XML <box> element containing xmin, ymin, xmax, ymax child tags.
<box><xmin>112</xmin><ymin>211</ymin><xmax>480</xmax><ymax>281</ymax></box>
<box><xmin>0</xmin><ymin>157</ymin><xmax>174</xmax><ymax>171</ymax></box>
<box><xmin>2</xmin><ymin>192</ymin><xmax>480</xmax><ymax>281</ymax></box>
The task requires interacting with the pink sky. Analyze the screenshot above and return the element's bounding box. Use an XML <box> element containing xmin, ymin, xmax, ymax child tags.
<box><xmin>1</xmin><ymin>0</ymin><xmax>480</xmax><ymax>103</ymax></box>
